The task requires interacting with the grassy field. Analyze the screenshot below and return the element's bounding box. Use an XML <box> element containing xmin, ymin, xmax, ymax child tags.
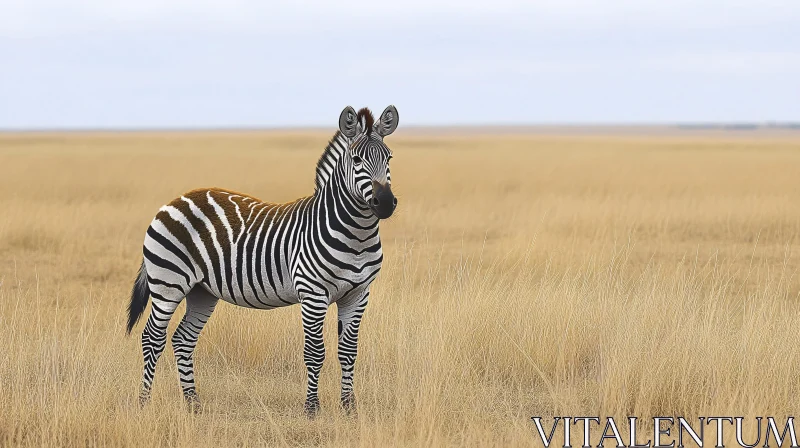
<box><xmin>2</xmin><ymin>130</ymin><xmax>800</xmax><ymax>446</ymax></box>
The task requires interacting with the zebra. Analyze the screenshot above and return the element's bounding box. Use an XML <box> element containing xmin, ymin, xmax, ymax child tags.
<box><xmin>126</xmin><ymin>105</ymin><xmax>399</xmax><ymax>417</ymax></box>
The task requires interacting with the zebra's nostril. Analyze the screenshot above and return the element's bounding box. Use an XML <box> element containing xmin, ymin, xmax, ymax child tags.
<box><xmin>371</xmin><ymin>197</ymin><xmax>380</xmax><ymax>206</ymax></box>
<box><xmin>392</xmin><ymin>197</ymin><xmax>398</xmax><ymax>207</ymax></box>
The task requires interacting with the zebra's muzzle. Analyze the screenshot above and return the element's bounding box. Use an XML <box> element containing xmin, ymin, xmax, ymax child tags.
<box><xmin>370</xmin><ymin>181</ymin><xmax>396</xmax><ymax>219</ymax></box>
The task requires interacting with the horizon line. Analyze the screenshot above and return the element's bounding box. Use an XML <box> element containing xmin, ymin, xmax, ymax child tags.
<box><xmin>2</xmin><ymin>121</ymin><xmax>800</xmax><ymax>134</ymax></box>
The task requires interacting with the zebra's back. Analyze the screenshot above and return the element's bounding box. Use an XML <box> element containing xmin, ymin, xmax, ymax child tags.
<box><xmin>144</xmin><ymin>188</ymin><xmax>307</xmax><ymax>309</ymax></box>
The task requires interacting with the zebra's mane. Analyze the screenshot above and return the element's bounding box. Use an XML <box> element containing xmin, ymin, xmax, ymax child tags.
<box><xmin>314</xmin><ymin>108</ymin><xmax>375</xmax><ymax>193</ymax></box>
<box><xmin>357</xmin><ymin>107</ymin><xmax>374</xmax><ymax>134</ymax></box>
<box><xmin>314</xmin><ymin>131</ymin><xmax>350</xmax><ymax>193</ymax></box>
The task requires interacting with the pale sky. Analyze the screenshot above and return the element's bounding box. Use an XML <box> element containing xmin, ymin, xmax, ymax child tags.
<box><xmin>1</xmin><ymin>0</ymin><xmax>799</xmax><ymax>129</ymax></box>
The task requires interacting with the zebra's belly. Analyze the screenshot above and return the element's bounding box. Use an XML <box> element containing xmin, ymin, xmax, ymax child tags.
<box><xmin>200</xmin><ymin>279</ymin><xmax>300</xmax><ymax>309</ymax></box>
<box><xmin>196</xmin><ymin>254</ymin><xmax>383</xmax><ymax>307</ymax></box>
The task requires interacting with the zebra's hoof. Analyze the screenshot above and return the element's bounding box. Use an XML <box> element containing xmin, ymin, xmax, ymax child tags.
<box><xmin>304</xmin><ymin>398</ymin><xmax>320</xmax><ymax>419</ymax></box>
<box><xmin>184</xmin><ymin>390</ymin><xmax>202</xmax><ymax>414</ymax></box>
<box><xmin>138</xmin><ymin>390</ymin><xmax>151</xmax><ymax>407</ymax></box>
<box><xmin>341</xmin><ymin>392</ymin><xmax>357</xmax><ymax>415</ymax></box>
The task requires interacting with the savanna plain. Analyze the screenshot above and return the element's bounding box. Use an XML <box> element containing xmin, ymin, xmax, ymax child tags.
<box><xmin>1</xmin><ymin>129</ymin><xmax>800</xmax><ymax>447</ymax></box>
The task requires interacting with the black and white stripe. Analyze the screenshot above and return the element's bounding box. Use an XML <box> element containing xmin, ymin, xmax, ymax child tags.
<box><xmin>127</xmin><ymin>105</ymin><xmax>399</xmax><ymax>416</ymax></box>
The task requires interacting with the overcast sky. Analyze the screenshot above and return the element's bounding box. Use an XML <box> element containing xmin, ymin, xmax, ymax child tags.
<box><xmin>1</xmin><ymin>0</ymin><xmax>799</xmax><ymax>129</ymax></box>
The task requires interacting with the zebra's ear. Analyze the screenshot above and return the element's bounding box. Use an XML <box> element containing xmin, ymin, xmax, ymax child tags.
<box><xmin>339</xmin><ymin>106</ymin><xmax>359</xmax><ymax>138</ymax></box>
<box><xmin>375</xmin><ymin>105</ymin><xmax>399</xmax><ymax>137</ymax></box>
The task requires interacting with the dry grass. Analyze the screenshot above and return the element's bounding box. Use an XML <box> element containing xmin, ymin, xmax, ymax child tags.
<box><xmin>1</xmin><ymin>130</ymin><xmax>800</xmax><ymax>447</ymax></box>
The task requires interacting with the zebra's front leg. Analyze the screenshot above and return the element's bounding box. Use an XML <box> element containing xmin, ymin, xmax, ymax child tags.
<box><xmin>300</xmin><ymin>295</ymin><xmax>329</xmax><ymax>418</ymax></box>
<box><xmin>337</xmin><ymin>289</ymin><xmax>369</xmax><ymax>415</ymax></box>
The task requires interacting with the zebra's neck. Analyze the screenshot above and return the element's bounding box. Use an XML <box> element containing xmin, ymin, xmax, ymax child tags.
<box><xmin>314</xmin><ymin>131</ymin><xmax>350</xmax><ymax>194</ymax></box>
<box><xmin>310</xmin><ymin>161</ymin><xmax>380</xmax><ymax>246</ymax></box>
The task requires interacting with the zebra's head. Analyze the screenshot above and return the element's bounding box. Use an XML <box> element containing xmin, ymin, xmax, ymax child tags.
<box><xmin>338</xmin><ymin>105</ymin><xmax>399</xmax><ymax>220</ymax></box>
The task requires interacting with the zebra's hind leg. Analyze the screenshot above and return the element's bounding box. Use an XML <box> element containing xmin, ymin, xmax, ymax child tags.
<box><xmin>171</xmin><ymin>286</ymin><xmax>218</xmax><ymax>413</ymax></box>
<box><xmin>140</xmin><ymin>293</ymin><xmax>183</xmax><ymax>406</ymax></box>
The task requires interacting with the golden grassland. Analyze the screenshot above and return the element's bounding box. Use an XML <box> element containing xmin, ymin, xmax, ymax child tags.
<box><xmin>2</xmin><ymin>130</ymin><xmax>800</xmax><ymax>447</ymax></box>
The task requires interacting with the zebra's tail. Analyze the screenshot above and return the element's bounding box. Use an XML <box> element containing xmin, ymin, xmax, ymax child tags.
<box><xmin>126</xmin><ymin>259</ymin><xmax>150</xmax><ymax>335</ymax></box>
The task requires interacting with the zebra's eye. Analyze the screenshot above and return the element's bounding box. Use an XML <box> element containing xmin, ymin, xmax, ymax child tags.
<box><xmin>352</xmin><ymin>155</ymin><xmax>363</xmax><ymax>166</ymax></box>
